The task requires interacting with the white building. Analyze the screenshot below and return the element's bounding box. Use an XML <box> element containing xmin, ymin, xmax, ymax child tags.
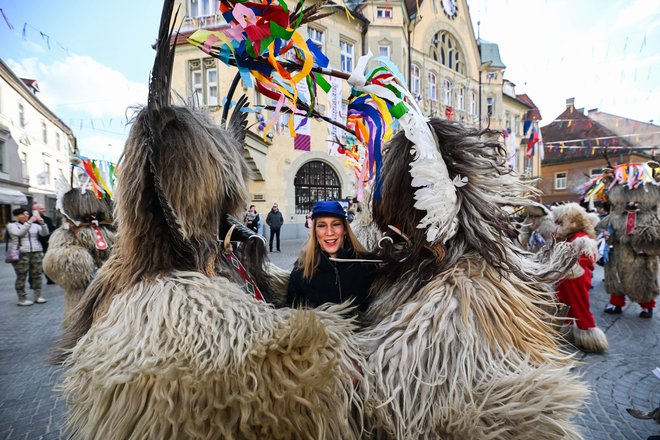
<box><xmin>0</xmin><ymin>58</ymin><xmax>75</xmax><ymax>231</ymax></box>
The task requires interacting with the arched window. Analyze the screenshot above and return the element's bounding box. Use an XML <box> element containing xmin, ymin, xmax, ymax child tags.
<box><xmin>431</xmin><ymin>31</ymin><xmax>465</xmax><ymax>75</ymax></box>
<box><xmin>294</xmin><ymin>161</ymin><xmax>341</xmax><ymax>214</ymax></box>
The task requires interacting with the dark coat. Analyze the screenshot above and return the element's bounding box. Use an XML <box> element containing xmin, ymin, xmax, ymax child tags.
<box><xmin>38</xmin><ymin>215</ymin><xmax>54</xmax><ymax>250</ymax></box>
<box><xmin>287</xmin><ymin>246</ymin><xmax>375</xmax><ymax>313</ymax></box>
<box><xmin>266</xmin><ymin>209</ymin><xmax>284</xmax><ymax>230</ymax></box>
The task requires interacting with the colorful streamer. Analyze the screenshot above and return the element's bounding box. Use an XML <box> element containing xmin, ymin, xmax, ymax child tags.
<box><xmin>581</xmin><ymin>162</ymin><xmax>660</xmax><ymax>203</ymax></box>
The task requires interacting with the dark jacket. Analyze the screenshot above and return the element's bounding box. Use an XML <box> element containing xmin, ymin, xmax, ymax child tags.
<box><xmin>266</xmin><ymin>209</ymin><xmax>284</xmax><ymax>230</ymax></box>
<box><xmin>38</xmin><ymin>215</ymin><xmax>54</xmax><ymax>250</ymax></box>
<box><xmin>287</xmin><ymin>246</ymin><xmax>375</xmax><ymax>313</ymax></box>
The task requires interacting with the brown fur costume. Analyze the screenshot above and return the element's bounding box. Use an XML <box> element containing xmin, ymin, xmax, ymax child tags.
<box><xmin>598</xmin><ymin>182</ymin><xmax>660</xmax><ymax>312</ymax></box>
<box><xmin>518</xmin><ymin>204</ymin><xmax>555</xmax><ymax>252</ymax></box>
<box><xmin>42</xmin><ymin>188</ymin><xmax>115</xmax><ymax>327</ymax></box>
<box><xmin>56</xmin><ymin>2</ymin><xmax>368</xmax><ymax>438</ymax></box>
<box><xmin>551</xmin><ymin>203</ymin><xmax>608</xmax><ymax>353</ymax></box>
<box><xmin>360</xmin><ymin>119</ymin><xmax>588</xmax><ymax>439</ymax></box>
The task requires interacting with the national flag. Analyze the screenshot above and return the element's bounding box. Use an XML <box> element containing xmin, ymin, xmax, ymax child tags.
<box><xmin>526</xmin><ymin>125</ymin><xmax>540</xmax><ymax>158</ymax></box>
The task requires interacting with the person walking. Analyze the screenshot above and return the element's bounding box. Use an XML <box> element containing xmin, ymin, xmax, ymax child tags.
<box><xmin>33</xmin><ymin>203</ymin><xmax>56</xmax><ymax>284</ymax></box>
<box><xmin>7</xmin><ymin>208</ymin><xmax>49</xmax><ymax>306</ymax></box>
<box><xmin>266</xmin><ymin>202</ymin><xmax>284</xmax><ymax>252</ymax></box>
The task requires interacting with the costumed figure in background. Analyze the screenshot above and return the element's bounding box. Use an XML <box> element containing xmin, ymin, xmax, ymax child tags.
<box><xmin>358</xmin><ymin>117</ymin><xmax>588</xmax><ymax>439</ymax></box>
<box><xmin>43</xmin><ymin>169</ymin><xmax>116</xmax><ymax>328</ymax></box>
<box><xmin>517</xmin><ymin>203</ymin><xmax>555</xmax><ymax>252</ymax></box>
<box><xmin>551</xmin><ymin>203</ymin><xmax>608</xmax><ymax>353</ymax></box>
<box><xmin>55</xmin><ymin>2</ymin><xmax>368</xmax><ymax>439</ymax></box>
<box><xmin>585</xmin><ymin>162</ymin><xmax>660</xmax><ymax>319</ymax></box>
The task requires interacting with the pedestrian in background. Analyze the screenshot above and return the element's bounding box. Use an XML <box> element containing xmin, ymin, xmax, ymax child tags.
<box><xmin>7</xmin><ymin>208</ymin><xmax>49</xmax><ymax>306</ymax></box>
<box><xmin>33</xmin><ymin>203</ymin><xmax>56</xmax><ymax>285</ymax></box>
<box><xmin>266</xmin><ymin>202</ymin><xmax>284</xmax><ymax>252</ymax></box>
<box><xmin>243</xmin><ymin>204</ymin><xmax>260</xmax><ymax>233</ymax></box>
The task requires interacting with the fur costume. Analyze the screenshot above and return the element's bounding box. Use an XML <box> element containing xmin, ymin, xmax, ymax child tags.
<box><xmin>518</xmin><ymin>204</ymin><xmax>555</xmax><ymax>252</ymax></box>
<box><xmin>360</xmin><ymin>119</ymin><xmax>589</xmax><ymax>439</ymax></box>
<box><xmin>598</xmin><ymin>182</ymin><xmax>660</xmax><ymax>316</ymax></box>
<box><xmin>551</xmin><ymin>203</ymin><xmax>608</xmax><ymax>353</ymax></box>
<box><xmin>56</xmin><ymin>2</ymin><xmax>368</xmax><ymax>438</ymax></box>
<box><xmin>42</xmin><ymin>186</ymin><xmax>115</xmax><ymax>327</ymax></box>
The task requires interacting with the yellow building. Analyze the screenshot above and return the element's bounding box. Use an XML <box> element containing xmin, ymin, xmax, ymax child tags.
<box><xmin>171</xmin><ymin>0</ymin><xmax>540</xmax><ymax>237</ymax></box>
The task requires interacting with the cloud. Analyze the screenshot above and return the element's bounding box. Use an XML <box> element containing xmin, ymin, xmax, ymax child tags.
<box><xmin>77</xmin><ymin>134</ymin><xmax>125</xmax><ymax>163</ymax></box>
<box><xmin>615</xmin><ymin>0</ymin><xmax>660</xmax><ymax>29</ymax></box>
<box><xmin>7</xmin><ymin>54</ymin><xmax>148</xmax><ymax>118</ymax></box>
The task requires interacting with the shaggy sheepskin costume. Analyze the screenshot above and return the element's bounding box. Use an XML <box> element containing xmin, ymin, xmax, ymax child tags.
<box><xmin>43</xmin><ymin>188</ymin><xmax>115</xmax><ymax>327</ymax></box>
<box><xmin>56</xmin><ymin>2</ymin><xmax>368</xmax><ymax>438</ymax></box>
<box><xmin>360</xmin><ymin>118</ymin><xmax>589</xmax><ymax>439</ymax></box>
<box><xmin>552</xmin><ymin>203</ymin><xmax>608</xmax><ymax>353</ymax></box>
<box><xmin>598</xmin><ymin>182</ymin><xmax>660</xmax><ymax>317</ymax></box>
<box><xmin>518</xmin><ymin>204</ymin><xmax>555</xmax><ymax>252</ymax></box>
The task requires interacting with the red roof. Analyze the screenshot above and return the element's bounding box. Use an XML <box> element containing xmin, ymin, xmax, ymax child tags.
<box><xmin>516</xmin><ymin>94</ymin><xmax>541</xmax><ymax>120</ymax></box>
<box><xmin>541</xmin><ymin>106</ymin><xmax>640</xmax><ymax>165</ymax></box>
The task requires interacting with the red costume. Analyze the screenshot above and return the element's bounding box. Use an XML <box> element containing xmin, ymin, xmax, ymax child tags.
<box><xmin>556</xmin><ymin>232</ymin><xmax>596</xmax><ymax>330</ymax></box>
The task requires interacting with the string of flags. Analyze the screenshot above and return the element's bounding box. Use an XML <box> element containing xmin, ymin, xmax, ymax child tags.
<box><xmin>0</xmin><ymin>8</ymin><xmax>72</xmax><ymax>55</ymax></box>
<box><xmin>71</xmin><ymin>155</ymin><xmax>118</xmax><ymax>199</ymax></box>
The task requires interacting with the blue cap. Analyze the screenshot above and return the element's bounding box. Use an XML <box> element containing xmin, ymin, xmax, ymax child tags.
<box><xmin>311</xmin><ymin>201</ymin><xmax>346</xmax><ymax>219</ymax></box>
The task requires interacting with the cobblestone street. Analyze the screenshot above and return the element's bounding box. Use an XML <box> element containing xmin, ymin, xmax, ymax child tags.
<box><xmin>1</xmin><ymin>240</ymin><xmax>658</xmax><ymax>439</ymax></box>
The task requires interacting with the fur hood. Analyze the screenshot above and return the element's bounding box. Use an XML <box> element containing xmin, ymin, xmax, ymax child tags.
<box><xmin>551</xmin><ymin>203</ymin><xmax>596</xmax><ymax>241</ymax></box>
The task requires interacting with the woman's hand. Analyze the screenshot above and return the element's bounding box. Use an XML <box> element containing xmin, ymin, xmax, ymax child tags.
<box><xmin>28</xmin><ymin>216</ymin><xmax>45</xmax><ymax>225</ymax></box>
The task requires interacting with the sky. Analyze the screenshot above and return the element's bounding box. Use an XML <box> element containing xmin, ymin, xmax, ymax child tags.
<box><xmin>0</xmin><ymin>0</ymin><xmax>658</xmax><ymax>163</ymax></box>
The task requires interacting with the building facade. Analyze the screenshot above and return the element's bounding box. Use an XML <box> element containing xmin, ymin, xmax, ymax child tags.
<box><xmin>540</xmin><ymin>98</ymin><xmax>653</xmax><ymax>205</ymax></box>
<box><xmin>171</xmin><ymin>0</ymin><xmax>541</xmax><ymax>237</ymax></box>
<box><xmin>0</xmin><ymin>59</ymin><xmax>75</xmax><ymax>232</ymax></box>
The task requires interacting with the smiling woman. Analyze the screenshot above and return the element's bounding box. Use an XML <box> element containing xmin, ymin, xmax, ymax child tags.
<box><xmin>287</xmin><ymin>200</ymin><xmax>377</xmax><ymax>318</ymax></box>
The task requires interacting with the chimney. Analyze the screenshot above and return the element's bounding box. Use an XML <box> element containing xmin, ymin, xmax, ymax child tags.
<box><xmin>566</xmin><ymin>97</ymin><xmax>575</xmax><ymax>108</ymax></box>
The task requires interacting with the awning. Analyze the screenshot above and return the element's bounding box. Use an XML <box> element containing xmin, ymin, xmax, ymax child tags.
<box><xmin>0</xmin><ymin>187</ymin><xmax>28</xmax><ymax>205</ymax></box>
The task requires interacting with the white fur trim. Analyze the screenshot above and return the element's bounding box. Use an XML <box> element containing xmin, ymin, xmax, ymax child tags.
<box><xmin>573</xmin><ymin>326</ymin><xmax>608</xmax><ymax>353</ymax></box>
<box><xmin>571</xmin><ymin>236</ymin><xmax>598</xmax><ymax>262</ymax></box>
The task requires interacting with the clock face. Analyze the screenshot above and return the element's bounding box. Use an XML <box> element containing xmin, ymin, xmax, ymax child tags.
<box><xmin>442</xmin><ymin>0</ymin><xmax>458</xmax><ymax>19</ymax></box>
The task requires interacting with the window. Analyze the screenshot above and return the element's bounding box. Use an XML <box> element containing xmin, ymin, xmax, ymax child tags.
<box><xmin>18</xmin><ymin>103</ymin><xmax>25</xmax><ymax>127</ymax></box>
<box><xmin>207</xmin><ymin>68</ymin><xmax>218</xmax><ymax>106</ymax></box>
<box><xmin>308</xmin><ymin>27</ymin><xmax>324</xmax><ymax>50</ymax></box>
<box><xmin>191</xmin><ymin>68</ymin><xmax>203</xmax><ymax>103</ymax></box>
<box><xmin>21</xmin><ymin>152</ymin><xmax>28</xmax><ymax>177</ymax></box>
<box><xmin>44</xmin><ymin>162</ymin><xmax>51</xmax><ymax>185</ymax></box>
<box><xmin>42</xmin><ymin>120</ymin><xmax>48</xmax><ymax>143</ymax></box>
<box><xmin>457</xmin><ymin>85</ymin><xmax>465</xmax><ymax>110</ymax></box>
<box><xmin>294</xmin><ymin>161</ymin><xmax>341</xmax><ymax>214</ymax></box>
<box><xmin>428</xmin><ymin>72</ymin><xmax>437</xmax><ymax>101</ymax></box>
<box><xmin>524</xmin><ymin>156</ymin><xmax>533</xmax><ymax>175</ymax></box>
<box><xmin>411</xmin><ymin>65</ymin><xmax>420</xmax><ymax>97</ymax></box>
<box><xmin>430</xmin><ymin>31</ymin><xmax>465</xmax><ymax>75</ymax></box>
<box><xmin>443</xmin><ymin>79</ymin><xmax>452</xmax><ymax>106</ymax></box>
<box><xmin>554</xmin><ymin>172</ymin><xmax>567</xmax><ymax>190</ymax></box>
<box><xmin>378</xmin><ymin>45</ymin><xmax>390</xmax><ymax>58</ymax></box>
<box><xmin>0</xmin><ymin>139</ymin><xmax>4</xmax><ymax>172</ymax></box>
<box><xmin>470</xmin><ymin>90</ymin><xmax>477</xmax><ymax>116</ymax></box>
<box><xmin>486</xmin><ymin>97</ymin><xmax>494</xmax><ymax>117</ymax></box>
<box><xmin>189</xmin><ymin>58</ymin><xmax>219</xmax><ymax>107</ymax></box>
<box><xmin>187</xmin><ymin>0</ymin><xmax>219</xmax><ymax>17</ymax></box>
<box><xmin>55</xmin><ymin>132</ymin><xmax>61</xmax><ymax>151</ymax></box>
<box><xmin>376</xmin><ymin>7</ymin><xmax>393</xmax><ymax>18</ymax></box>
<box><xmin>340</xmin><ymin>41</ymin><xmax>354</xmax><ymax>72</ymax></box>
